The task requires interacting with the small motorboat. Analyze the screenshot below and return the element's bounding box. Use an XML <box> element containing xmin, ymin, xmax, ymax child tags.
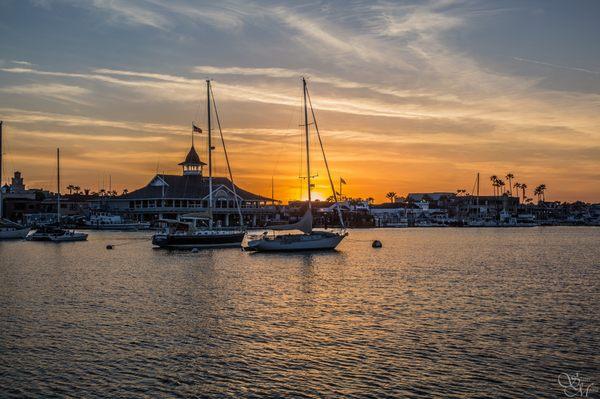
<box><xmin>0</xmin><ymin>219</ymin><xmax>30</xmax><ymax>239</ymax></box>
<box><xmin>48</xmin><ymin>230</ymin><xmax>88</xmax><ymax>242</ymax></box>
<box><xmin>27</xmin><ymin>226</ymin><xmax>87</xmax><ymax>242</ymax></box>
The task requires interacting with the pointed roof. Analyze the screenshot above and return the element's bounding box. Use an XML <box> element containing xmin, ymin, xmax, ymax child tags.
<box><xmin>121</xmin><ymin>174</ymin><xmax>275</xmax><ymax>201</ymax></box>
<box><xmin>178</xmin><ymin>145</ymin><xmax>206</xmax><ymax>166</ymax></box>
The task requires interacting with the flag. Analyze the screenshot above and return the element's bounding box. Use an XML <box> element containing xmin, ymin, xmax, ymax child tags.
<box><xmin>192</xmin><ymin>123</ymin><xmax>202</xmax><ymax>133</ymax></box>
<box><xmin>340</xmin><ymin>178</ymin><xmax>347</xmax><ymax>185</ymax></box>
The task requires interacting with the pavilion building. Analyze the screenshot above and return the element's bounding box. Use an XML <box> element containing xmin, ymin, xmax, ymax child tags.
<box><xmin>100</xmin><ymin>143</ymin><xmax>279</xmax><ymax>227</ymax></box>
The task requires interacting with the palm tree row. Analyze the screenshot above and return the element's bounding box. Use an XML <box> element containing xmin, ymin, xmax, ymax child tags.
<box><xmin>488</xmin><ymin>172</ymin><xmax>548</xmax><ymax>204</ymax></box>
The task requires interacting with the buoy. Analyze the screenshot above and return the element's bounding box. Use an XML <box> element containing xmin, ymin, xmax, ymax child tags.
<box><xmin>191</xmin><ymin>248</ymin><xmax>199</xmax><ymax>253</ymax></box>
<box><xmin>106</xmin><ymin>244</ymin><xmax>114</xmax><ymax>250</ymax></box>
<box><xmin>372</xmin><ymin>240</ymin><xmax>382</xmax><ymax>248</ymax></box>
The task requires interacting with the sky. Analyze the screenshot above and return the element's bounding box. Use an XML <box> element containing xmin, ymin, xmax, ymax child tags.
<box><xmin>0</xmin><ymin>0</ymin><xmax>599</xmax><ymax>203</ymax></box>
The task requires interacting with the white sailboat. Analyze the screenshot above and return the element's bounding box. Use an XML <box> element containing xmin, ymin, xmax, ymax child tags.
<box><xmin>243</xmin><ymin>78</ymin><xmax>347</xmax><ymax>252</ymax></box>
<box><xmin>27</xmin><ymin>148</ymin><xmax>87</xmax><ymax>242</ymax></box>
<box><xmin>0</xmin><ymin>121</ymin><xmax>30</xmax><ymax>239</ymax></box>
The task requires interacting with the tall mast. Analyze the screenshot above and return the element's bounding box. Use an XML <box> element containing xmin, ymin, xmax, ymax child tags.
<box><xmin>0</xmin><ymin>121</ymin><xmax>3</xmax><ymax>219</ymax></box>
<box><xmin>476</xmin><ymin>172</ymin><xmax>480</xmax><ymax>216</ymax></box>
<box><xmin>57</xmin><ymin>148</ymin><xmax>61</xmax><ymax>224</ymax></box>
<box><xmin>303</xmin><ymin>77</ymin><xmax>312</xmax><ymax>209</ymax></box>
<box><xmin>207</xmin><ymin>80</ymin><xmax>213</xmax><ymax>229</ymax></box>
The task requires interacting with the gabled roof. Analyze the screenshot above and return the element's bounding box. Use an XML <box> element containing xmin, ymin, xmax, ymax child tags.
<box><xmin>120</xmin><ymin>174</ymin><xmax>274</xmax><ymax>201</ymax></box>
<box><xmin>178</xmin><ymin>146</ymin><xmax>206</xmax><ymax>166</ymax></box>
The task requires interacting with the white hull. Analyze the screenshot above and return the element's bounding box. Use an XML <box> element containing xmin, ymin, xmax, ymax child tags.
<box><xmin>0</xmin><ymin>227</ymin><xmax>30</xmax><ymax>239</ymax></box>
<box><xmin>244</xmin><ymin>231</ymin><xmax>346</xmax><ymax>252</ymax></box>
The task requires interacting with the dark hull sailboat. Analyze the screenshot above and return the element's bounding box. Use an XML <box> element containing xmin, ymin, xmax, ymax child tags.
<box><xmin>151</xmin><ymin>80</ymin><xmax>246</xmax><ymax>250</ymax></box>
<box><xmin>152</xmin><ymin>230</ymin><xmax>245</xmax><ymax>249</ymax></box>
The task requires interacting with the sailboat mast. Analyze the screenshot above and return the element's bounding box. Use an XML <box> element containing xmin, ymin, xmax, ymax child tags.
<box><xmin>303</xmin><ymin>78</ymin><xmax>312</xmax><ymax>209</ymax></box>
<box><xmin>0</xmin><ymin>121</ymin><xmax>3</xmax><ymax>219</ymax></box>
<box><xmin>57</xmin><ymin>148</ymin><xmax>61</xmax><ymax>224</ymax></box>
<box><xmin>476</xmin><ymin>172</ymin><xmax>480</xmax><ymax>216</ymax></box>
<box><xmin>207</xmin><ymin>80</ymin><xmax>213</xmax><ymax>229</ymax></box>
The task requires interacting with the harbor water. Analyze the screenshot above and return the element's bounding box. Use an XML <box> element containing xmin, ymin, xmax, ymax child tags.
<box><xmin>1</xmin><ymin>227</ymin><xmax>598</xmax><ymax>397</ymax></box>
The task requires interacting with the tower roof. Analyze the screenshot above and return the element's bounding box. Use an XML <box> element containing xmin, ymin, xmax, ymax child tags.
<box><xmin>178</xmin><ymin>145</ymin><xmax>206</xmax><ymax>166</ymax></box>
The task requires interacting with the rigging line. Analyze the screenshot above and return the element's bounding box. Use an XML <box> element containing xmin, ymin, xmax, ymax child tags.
<box><xmin>210</xmin><ymin>83</ymin><xmax>244</xmax><ymax>227</ymax></box>
<box><xmin>305</xmin><ymin>85</ymin><xmax>345</xmax><ymax>229</ymax></box>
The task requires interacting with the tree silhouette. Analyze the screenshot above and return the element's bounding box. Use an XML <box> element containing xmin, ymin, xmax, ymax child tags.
<box><xmin>505</xmin><ymin>173</ymin><xmax>514</xmax><ymax>196</ymax></box>
<box><xmin>385</xmin><ymin>192</ymin><xmax>397</xmax><ymax>203</ymax></box>
<box><xmin>489</xmin><ymin>175</ymin><xmax>498</xmax><ymax>196</ymax></box>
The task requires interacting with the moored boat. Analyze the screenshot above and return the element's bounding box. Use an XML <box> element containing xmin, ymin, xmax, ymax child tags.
<box><xmin>0</xmin><ymin>121</ymin><xmax>31</xmax><ymax>240</ymax></box>
<box><xmin>0</xmin><ymin>220</ymin><xmax>30</xmax><ymax>239</ymax></box>
<box><xmin>27</xmin><ymin>148</ymin><xmax>87</xmax><ymax>243</ymax></box>
<box><xmin>85</xmin><ymin>212</ymin><xmax>150</xmax><ymax>230</ymax></box>
<box><xmin>151</xmin><ymin>80</ymin><xmax>245</xmax><ymax>249</ymax></box>
<box><xmin>243</xmin><ymin>78</ymin><xmax>347</xmax><ymax>252</ymax></box>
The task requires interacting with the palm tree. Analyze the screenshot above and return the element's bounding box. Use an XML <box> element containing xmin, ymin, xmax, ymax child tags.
<box><xmin>534</xmin><ymin>184</ymin><xmax>547</xmax><ymax>203</ymax></box>
<box><xmin>538</xmin><ymin>184</ymin><xmax>546</xmax><ymax>202</ymax></box>
<box><xmin>366</xmin><ymin>197</ymin><xmax>374</xmax><ymax>204</ymax></box>
<box><xmin>514</xmin><ymin>182</ymin><xmax>521</xmax><ymax>201</ymax></box>
<box><xmin>489</xmin><ymin>175</ymin><xmax>498</xmax><ymax>196</ymax></box>
<box><xmin>66</xmin><ymin>184</ymin><xmax>75</xmax><ymax>195</ymax></box>
<box><xmin>385</xmin><ymin>192</ymin><xmax>397</xmax><ymax>203</ymax></box>
<box><xmin>505</xmin><ymin>173</ymin><xmax>514</xmax><ymax>196</ymax></box>
<box><xmin>122</xmin><ymin>188</ymin><xmax>128</xmax><ymax>195</ymax></box>
<box><xmin>99</xmin><ymin>188</ymin><xmax>106</xmax><ymax>197</ymax></box>
<box><xmin>84</xmin><ymin>188</ymin><xmax>90</xmax><ymax>196</ymax></box>
<box><xmin>497</xmin><ymin>179</ymin><xmax>506</xmax><ymax>195</ymax></box>
<box><xmin>520</xmin><ymin>183</ymin><xmax>527</xmax><ymax>202</ymax></box>
<box><xmin>74</xmin><ymin>185</ymin><xmax>81</xmax><ymax>194</ymax></box>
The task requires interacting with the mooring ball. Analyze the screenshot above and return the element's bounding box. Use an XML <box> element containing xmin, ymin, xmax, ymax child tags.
<box><xmin>106</xmin><ymin>244</ymin><xmax>114</xmax><ymax>250</ymax></box>
<box><xmin>372</xmin><ymin>240</ymin><xmax>382</xmax><ymax>248</ymax></box>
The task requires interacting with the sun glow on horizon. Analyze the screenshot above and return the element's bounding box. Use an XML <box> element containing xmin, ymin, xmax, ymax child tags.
<box><xmin>0</xmin><ymin>1</ymin><xmax>598</xmax><ymax>202</ymax></box>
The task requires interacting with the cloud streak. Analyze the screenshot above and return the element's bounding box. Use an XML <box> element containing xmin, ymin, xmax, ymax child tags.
<box><xmin>513</xmin><ymin>57</ymin><xmax>600</xmax><ymax>76</ymax></box>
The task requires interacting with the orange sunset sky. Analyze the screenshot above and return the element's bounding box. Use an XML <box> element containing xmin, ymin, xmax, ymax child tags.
<box><xmin>1</xmin><ymin>1</ymin><xmax>599</xmax><ymax>203</ymax></box>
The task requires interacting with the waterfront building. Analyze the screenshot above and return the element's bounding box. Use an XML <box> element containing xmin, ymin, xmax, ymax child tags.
<box><xmin>100</xmin><ymin>143</ymin><xmax>279</xmax><ymax>227</ymax></box>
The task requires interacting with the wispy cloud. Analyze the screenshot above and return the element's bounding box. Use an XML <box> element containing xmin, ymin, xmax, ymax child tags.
<box><xmin>0</xmin><ymin>83</ymin><xmax>91</xmax><ymax>104</ymax></box>
<box><xmin>513</xmin><ymin>57</ymin><xmax>600</xmax><ymax>76</ymax></box>
<box><xmin>88</xmin><ymin>0</ymin><xmax>170</xmax><ymax>30</ymax></box>
<box><xmin>11</xmin><ymin>60</ymin><xmax>34</xmax><ymax>66</ymax></box>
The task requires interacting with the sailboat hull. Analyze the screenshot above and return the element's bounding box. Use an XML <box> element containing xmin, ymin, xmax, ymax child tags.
<box><xmin>243</xmin><ymin>231</ymin><xmax>346</xmax><ymax>252</ymax></box>
<box><xmin>152</xmin><ymin>231</ymin><xmax>245</xmax><ymax>249</ymax></box>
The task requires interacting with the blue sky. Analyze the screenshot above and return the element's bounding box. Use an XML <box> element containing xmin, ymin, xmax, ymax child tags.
<box><xmin>0</xmin><ymin>0</ymin><xmax>599</xmax><ymax>201</ymax></box>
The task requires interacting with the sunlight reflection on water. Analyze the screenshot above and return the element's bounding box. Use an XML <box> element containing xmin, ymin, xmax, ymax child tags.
<box><xmin>1</xmin><ymin>227</ymin><xmax>598</xmax><ymax>398</ymax></box>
